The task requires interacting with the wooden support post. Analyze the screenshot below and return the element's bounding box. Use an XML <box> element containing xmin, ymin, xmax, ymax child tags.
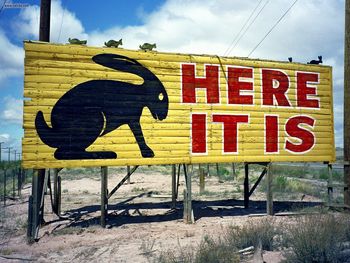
<box><xmin>53</xmin><ymin>168</ymin><xmax>58</xmax><ymax>214</ymax></box>
<box><xmin>244</xmin><ymin>163</ymin><xmax>249</xmax><ymax>209</ymax></box>
<box><xmin>199</xmin><ymin>168</ymin><xmax>205</xmax><ymax>195</ymax></box>
<box><xmin>266</xmin><ymin>163</ymin><xmax>274</xmax><ymax>215</ymax></box>
<box><xmin>183</xmin><ymin>188</ymin><xmax>188</xmax><ymax>219</ymax></box>
<box><xmin>27</xmin><ymin>195</ymin><xmax>33</xmax><ymax>242</ymax></box>
<box><xmin>171</xmin><ymin>164</ymin><xmax>176</xmax><ymax>208</ymax></box>
<box><xmin>176</xmin><ymin>164</ymin><xmax>181</xmax><ymax>199</ymax></box>
<box><xmin>207</xmin><ymin>164</ymin><xmax>210</xmax><ymax>176</ymax></box>
<box><xmin>57</xmin><ymin>175</ymin><xmax>61</xmax><ymax>216</ymax></box>
<box><xmin>327</xmin><ymin>164</ymin><xmax>333</xmax><ymax>206</ymax></box>
<box><xmin>344</xmin><ymin>0</ymin><xmax>350</xmax><ymax>206</ymax></box>
<box><xmin>183</xmin><ymin>164</ymin><xmax>193</xmax><ymax>223</ymax></box>
<box><xmin>127</xmin><ymin>166</ymin><xmax>131</xmax><ymax>184</ymax></box>
<box><xmin>232</xmin><ymin>163</ymin><xmax>236</xmax><ymax>180</ymax></box>
<box><xmin>28</xmin><ymin>169</ymin><xmax>45</xmax><ymax>242</ymax></box>
<box><xmin>101</xmin><ymin>166</ymin><xmax>108</xmax><ymax>228</ymax></box>
<box><xmin>39</xmin><ymin>169</ymin><xmax>48</xmax><ymax>225</ymax></box>
<box><xmin>216</xmin><ymin>163</ymin><xmax>219</xmax><ymax>176</ymax></box>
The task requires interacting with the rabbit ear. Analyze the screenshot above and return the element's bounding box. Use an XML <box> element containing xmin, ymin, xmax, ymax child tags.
<box><xmin>92</xmin><ymin>53</ymin><xmax>142</xmax><ymax>71</ymax></box>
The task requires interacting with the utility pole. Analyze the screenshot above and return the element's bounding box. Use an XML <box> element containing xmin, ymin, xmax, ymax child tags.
<box><xmin>28</xmin><ymin>0</ymin><xmax>51</xmax><ymax>243</ymax></box>
<box><xmin>39</xmin><ymin>0</ymin><xmax>51</xmax><ymax>41</ymax></box>
<box><xmin>0</xmin><ymin>142</ymin><xmax>4</xmax><ymax>163</ymax></box>
<box><xmin>344</xmin><ymin>0</ymin><xmax>350</xmax><ymax>207</ymax></box>
<box><xmin>7</xmin><ymin>147</ymin><xmax>12</xmax><ymax>163</ymax></box>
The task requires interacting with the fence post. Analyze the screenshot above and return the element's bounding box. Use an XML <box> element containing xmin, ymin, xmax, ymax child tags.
<box><xmin>17</xmin><ymin>168</ymin><xmax>22</xmax><ymax>198</ymax></box>
<box><xmin>3</xmin><ymin>169</ymin><xmax>6</xmax><ymax>206</ymax></box>
<box><xmin>12</xmin><ymin>168</ymin><xmax>15</xmax><ymax>199</ymax></box>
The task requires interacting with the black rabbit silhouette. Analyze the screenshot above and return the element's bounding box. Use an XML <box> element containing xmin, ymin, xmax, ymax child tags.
<box><xmin>35</xmin><ymin>53</ymin><xmax>169</xmax><ymax>160</ymax></box>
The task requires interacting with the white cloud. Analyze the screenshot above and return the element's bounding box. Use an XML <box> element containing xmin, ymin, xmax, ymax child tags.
<box><xmin>86</xmin><ymin>0</ymin><xmax>345</xmax><ymax>146</ymax></box>
<box><xmin>0</xmin><ymin>30</ymin><xmax>24</xmax><ymax>83</ymax></box>
<box><xmin>0</xmin><ymin>133</ymin><xmax>10</xmax><ymax>143</ymax></box>
<box><xmin>1</xmin><ymin>96</ymin><xmax>23</xmax><ymax>125</ymax></box>
<box><xmin>13</xmin><ymin>0</ymin><xmax>87</xmax><ymax>43</ymax></box>
<box><xmin>2</xmin><ymin>0</ymin><xmax>346</xmax><ymax>147</ymax></box>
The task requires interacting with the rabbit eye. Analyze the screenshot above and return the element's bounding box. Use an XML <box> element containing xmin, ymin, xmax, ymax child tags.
<box><xmin>158</xmin><ymin>93</ymin><xmax>164</xmax><ymax>101</ymax></box>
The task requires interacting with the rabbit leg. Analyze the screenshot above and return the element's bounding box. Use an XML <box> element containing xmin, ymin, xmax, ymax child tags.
<box><xmin>54</xmin><ymin>148</ymin><xmax>117</xmax><ymax>160</ymax></box>
<box><xmin>129</xmin><ymin>121</ymin><xmax>154</xmax><ymax>158</ymax></box>
<box><xmin>53</xmin><ymin>111</ymin><xmax>117</xmax><ymax>160</ymax></box>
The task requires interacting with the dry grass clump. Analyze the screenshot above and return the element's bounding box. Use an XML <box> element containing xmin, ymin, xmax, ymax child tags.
<box><xmin>282</xmin><ymin>214</ymin><xmax>350</xmax><ymax>263</ymax></box>
<box><xmin>155</xmin><ymin>214</ymin><xmax>350</xmax><ymax>263</ymax></box>
<box><xmin>155</xmin><ymin>217</ymin><xmax>278</xmax><ymax>263</ymax></box>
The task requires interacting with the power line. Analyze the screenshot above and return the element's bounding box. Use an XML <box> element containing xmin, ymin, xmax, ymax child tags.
<box><xmin>227</xmin><ymin>0</ymin><xmax>270</xmax><ymax>56</ymax></box>
<box><xmin>247</xmin><ymin>0</ymin><xmax>298</xmax><ymax>57</ymax></box>
<box><xmin>0</xmin><ymin>0</ymin><xmax>8</xmax><ymax>16</ymax></box>
<box><xmin>223</xmin><ymin>0</ymin><xmax>263</xmax><ymax>56</ymax></box>
<box><xmin>57</xmin><ymin>0</ymin><xmax>66</xmax><ymax>43</ymax></box>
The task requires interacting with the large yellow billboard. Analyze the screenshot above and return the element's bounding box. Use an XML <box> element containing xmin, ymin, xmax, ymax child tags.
<box><xmin>22</xmin><ymin>41</ymin><xmax>335</xmax><ymax>168</ymax></box>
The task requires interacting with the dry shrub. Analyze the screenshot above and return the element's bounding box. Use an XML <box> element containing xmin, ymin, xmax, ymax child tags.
<box><xmin>155</xmin><ymin>217</ymin><xmax>278</xmax><ymax>263</ymax></box>
<box><xmin>282</xmin><ymin>214</ymin><xmax>350</xmax><ymax>263</ymax></box>
<box><xmin>157</xmin><ymin>235</ymin><xmax>239</xmax><ymax>263</ymax></box>
<box><xmin>195</xmin><ymin>235</ymin><xmax>240</xmax><ymax>263</ymax></box>
<box><xmin>225</xmin><ymin>217</ymin><xmax>278</xmax><ymax>251</ymax></box>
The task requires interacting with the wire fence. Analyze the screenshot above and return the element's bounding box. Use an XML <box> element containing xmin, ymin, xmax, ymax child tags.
<box><xmin>0</xmin><ymin>161</ymin><xmax>33</xmax><ymax>205</ymax></box>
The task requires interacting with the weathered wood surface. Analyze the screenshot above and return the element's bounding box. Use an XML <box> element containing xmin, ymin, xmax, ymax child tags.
<box><xmin>23</xmin><ymin>41</ymin><xmax>335</xmax><ymax>168</ymax></box>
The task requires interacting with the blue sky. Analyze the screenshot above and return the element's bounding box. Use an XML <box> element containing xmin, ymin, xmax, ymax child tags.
<box><xmin>0</xmin><ymin>0</ymin><xmax>345</xmax><ymax>160</ymax></box>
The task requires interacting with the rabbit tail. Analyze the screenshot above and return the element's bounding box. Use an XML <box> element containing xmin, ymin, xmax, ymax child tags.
<box><xmin>35</xmin><ymin>111</ymin><xmax>61</xmax><ymax>148</ymax></box>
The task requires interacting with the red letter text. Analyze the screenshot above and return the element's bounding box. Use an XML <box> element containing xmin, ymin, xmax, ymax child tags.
<box><xmin>296</xmin><ymin>72</ymin><xmax>320</xmax><ymax>108</ymax></box>
<box><xmin>265</xmin><ymin>115</ymin><xmax>279</xmax><ymax>153</ymax></box>
<box><xmin>191</xmin><ymin>113</ymin><xmax>207</xmax><ymax>154</ymax></box>
<box><xmin>212</xmin><ymin>114</ymin><xmax>249</xmax><ymax>153</ymax></box>
<box><xmin>262</xmin><ymin>69</ymin><xmax>291</xmax><ymax>107</ymax></box>
<box><xmin>227</xmin><ymin>67</ymin><xmax>253</xmax><ymax>105</ymax></box>
<box><xmin>182</xmin><ymin>64</ymin><xmax>220</xmax><ymax>104</ymax></box>
<box><xmin>285</xmin><ymin>116</ymin><xmax>315</xmax><ymax>153</ymax></box>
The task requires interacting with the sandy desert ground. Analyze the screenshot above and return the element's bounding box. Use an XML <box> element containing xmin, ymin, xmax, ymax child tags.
<box><xmin>0</xmin><ymin>165</ymin><xmax>327</xmax><ymax>262</ymax></box>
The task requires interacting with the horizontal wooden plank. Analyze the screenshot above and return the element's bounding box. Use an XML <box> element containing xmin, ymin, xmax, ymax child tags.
<box><xmin>24</xmin><ymin>42</ymin><xmax>331</xmax><ymax>73</ymax></box>
<box><xmin>22</xmin><ymin>42</ymin><xmax>335</xmax><ymax>168</ymax></box>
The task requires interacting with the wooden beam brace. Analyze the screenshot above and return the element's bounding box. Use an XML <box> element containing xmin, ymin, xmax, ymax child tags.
<box><xmin>249</xmin><ymin>166</ymin><xmax>268</xmax><ymax>197</ymax></box>
<box><xmin>107</xmin><ymin>165</ymin><xmax>139</xmax><ymax>199</ymax></box>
